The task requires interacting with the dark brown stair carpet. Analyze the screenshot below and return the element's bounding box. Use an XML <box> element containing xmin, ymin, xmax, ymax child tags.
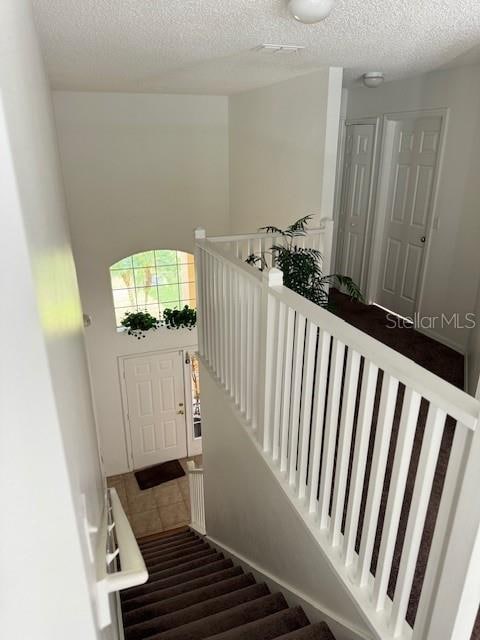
<box><xmin>204</xmin><ymin>607</ymin><xmax>309</xmax><ymax>640</ymax></box>
<box><xmin>139</xmin><ymin>532</ymin><xmax>197</xmax><ymax>552</ymax></box>
<box><xmin>122</xmin><ymin>530</ymin><xmax>335</xmax><ymax>640</ymax></box>
<box><xmin>125</xmin><ymin>583</ymin><xmax>269</xmax><ymax>640</ymax></box>
<box><xmin>275</xmin><ymin>622</ymin><xmax>336</xmax><ymax>639</ymax></box>
<box><xmin>142</xmin><ymin>539</ymin><xmax>205</xmax><ymax>562</ymax></box>
<box><xmin>122</xmin><ymin>566</ymin><xmax>242</xmax><ymax>615</ymax></box>
<box><xmin>124</xmin><ymin>573</ymin><xmax>254</xmax><ymax>626</ymax></box>
<box><xmin>144</xmin><ymin>593</ymin><xmax>289</xmax><ymax>640</ymax></box>
<box><xmin>140</xmin><ymin>533</ymin><xmax>199</xmax><ymax>555</ymax></box>
<box><xmin>146</xmin><ymin>545</ymin><xmax>213</xmax><ymax>573</ymax></box>
<box><xmin>121</xmin><ymin>558</ymin><xmax>234</xmax><ymax>606</ymax></box>
<box><xmin>123</xmin><ymin>552</ymin><xmax>224</xmax><ymax>598</ymax></box>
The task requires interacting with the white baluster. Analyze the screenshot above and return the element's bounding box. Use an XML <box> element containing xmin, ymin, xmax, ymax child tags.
<box><xmin>280</xmin><ymin>307</ymin><xmax>295</xmax><ymax>473</ymax></box>
<box><xmin>344</xmin><ymin>360</ymin><xmax>379</xmax><ymax>566</ymax></box>
<box><xmin>288</xmin><ymin>313</ymin><xmax>307</xmax><ymax>487</ymax></box>
<box><xmin>297</xmin><ymin>320</ymin><xmax>318</xmax><ymax>499</ymax></box>
<box><xmin>330</xmin><ymin>348</ymin><xmax>362</xmax><ymax>547</ymax></box>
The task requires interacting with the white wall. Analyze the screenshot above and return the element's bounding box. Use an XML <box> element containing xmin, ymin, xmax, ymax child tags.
<box><xmin>229</xmin><ymin>68</ymin><xmax>343</xmax><ymax>233</ymax></box>
<box><xmin>346</xmin><ymin>65</ymin><xmax>480</xmax><ymax>353</ymax></box>
<box><xmin>0</xmin><ymin>2</ymin><xmax>108</xmax><ymax>638</ymax></box>
<box><xmin>53</xmin><ymin>91</ymin><xmax>230</xmax><ymax>475</ymax></box>
<box><xmin>201</xmin><ymin>366</ymin><xmax>371</xmax><ymax>639</ymax></box>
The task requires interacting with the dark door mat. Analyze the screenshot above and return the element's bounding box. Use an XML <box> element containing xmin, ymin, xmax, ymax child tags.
<box><xmin>135</xmin><ymin>459</ymin><xmax>185</xmax><ymax>490</ymax></box>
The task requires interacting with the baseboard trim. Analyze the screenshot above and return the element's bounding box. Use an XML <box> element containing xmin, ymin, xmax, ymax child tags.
<box><xmin>206</xmin><ymin>534</ymin><xmax>372</xmax><ymax>640</ymax></box>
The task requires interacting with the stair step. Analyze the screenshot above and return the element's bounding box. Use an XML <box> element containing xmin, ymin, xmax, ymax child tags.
<box><xmin>142</xmin><ymin>592</ymin><xmax>289</xmax><ymax>640</ymax></box>
<box><xmin>139</xmin><ymin>531</ymin><xmax>196</xmax><ymax>551</ymax></box>
<box><xmin>275</xmin><ymin>622</ymin><xmax>336</xmax><ymax>639</ymax></box>
<box><xmin>124</xmin><ymin>573</ymin><xmax>254</xmax><ymax>626</ymax></box>
<box><xmin>125</xmin><ymin>583</ymin><xmax>270</xmax><ymax>640</ymax></box>
<box><xmin>146</xmin><ymin>545</ymin><xmax>213</xmax><ymax>573</ymax></box>
<box><xmin>121</xmin><ymin>557</ymin><xmax>232</xmax><ymax>603</ymax></box>
<box><xmin>142</xmin><ymin>539</ymin><xmax>205</xmax><ymax>562</ymax></box>
<box><xmin>204</xmin><ymin>607</ymin><xmax>309</xmax><ymax>640</ymax></box>
<box><xmin>122</xmin><ymin>566</ymin><xmax>243</xmax><ymax>616</ymax></box>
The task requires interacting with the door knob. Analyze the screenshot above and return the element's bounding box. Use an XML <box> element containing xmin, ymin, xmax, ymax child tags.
<box><xmin>177</xmin><ymin>409</ymin><xmax>185</xmax><ymax>415</ymax></box>
<box><xmin>420</xmin><ymin>236</ymin><xmax>426</xmax><ymax>243</ymax></box>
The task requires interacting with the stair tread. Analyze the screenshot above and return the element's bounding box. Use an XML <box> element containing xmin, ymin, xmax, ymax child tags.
<box><xmin>122</xmin><ymin>566</ymin><xmax>242</xmax><ymax>615</ymax></box>
<box><xmin>204</xmin><ymin>607</ymin><xmax>310</xmax><ymax>640</ymax></box>
<box><xmin>275</xmin><ymin>622</ymin><xmax>336</xmax><ymax>640</ymax></box>
<box><xmin>123</xmin><ymin>552</ymin><xmax>223</xmax><ymax>599</ymax></box>
<box><xmin>121</xmin><ymin>557</ymin><xmax>232</xmax><ymax>603</ymax></box>
<box><xmin>141</xmin><ymin>592</ymin><xmax>289</xmax><ymax>640</ymax></box>
<box><xmin>146</xmin><ymin>546</ymin><xmax>213</xmax><ymax>572</ymax></box>
<box><xmin>125</xmin><ymin>583</ymin><xmax>270</xmax><ymax>640</ymax></box>
<box><xmin>124</xmin><ymin>573</ymin><xmax>254</xmax><ymax>626</ymax></box>
<box><xmin>140</xmin><ymin>533</ymin><xmax>199</xmax><ymax>554</ymax></box>
<box><xmin>139</xmin><ymin>530</ymin><xmax>194</xmax><ymax>549</ymax></box>
<box><xmin>142</xmin><ymin>539</ymin><xmax>206</xmax><ymax>562</ymax></box>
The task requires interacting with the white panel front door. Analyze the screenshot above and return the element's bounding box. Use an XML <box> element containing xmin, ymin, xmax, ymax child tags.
<box><xmin>376</xmin><ymin>116</ymin><xmax>442</xmax><ymax>317</ymax></box>
<box><xmin>124</xmin><ymin>351</ymin><xmax>187</xmax><ymax>469</ymax></box>
<box><xmin>338</xmin><ymin>123</ymin><xmax>376</xmax><ymax>288</ymax></box>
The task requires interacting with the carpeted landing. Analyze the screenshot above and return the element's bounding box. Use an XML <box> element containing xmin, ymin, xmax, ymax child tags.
<box><xmin>121</xmin><ymin>528</ymin><xmax>335</xmax><ymax>640</ymax></box>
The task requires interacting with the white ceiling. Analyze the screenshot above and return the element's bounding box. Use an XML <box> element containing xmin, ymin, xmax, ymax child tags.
<box><xmin>32</xmin><ymin>0</ymin><xmax>480</xmax><ymax>94</ymax></box>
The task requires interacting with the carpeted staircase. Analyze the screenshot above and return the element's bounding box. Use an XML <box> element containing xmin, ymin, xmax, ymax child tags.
<box><xmin>121</xmin><ymin>528</ymin><xmax>335</xmax><ymax>640</ymax></box>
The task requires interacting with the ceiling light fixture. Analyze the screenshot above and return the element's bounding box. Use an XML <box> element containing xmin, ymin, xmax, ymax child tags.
<box><xmin>362</xmin><ymin>72</ymin><xmax>385</xmax><ymax>88</ymax></box>
<box><xmin>288</xmin><ymin>0</ymin><xmax>335</xmax><ymax>24</ymax></box>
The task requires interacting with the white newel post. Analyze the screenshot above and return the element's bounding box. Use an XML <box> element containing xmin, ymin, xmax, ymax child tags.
<box><xmin>415</xmin><ymin>418</ymin><xmax>480</xmax><ymax>640</ymax></box>
<box><xmin>257</xmin><ymin>268</ymin><xmax>283</xmax><ymax>452</ymax></box>
<box><xmin>194</xmin><ymin>227</ymin><xmax>206</xmax><ymax>357</ymax></box>
<box><xmin>319</xmin><ymin>217</ymin><xmax>334</xmax><ymax>276</ymax></box>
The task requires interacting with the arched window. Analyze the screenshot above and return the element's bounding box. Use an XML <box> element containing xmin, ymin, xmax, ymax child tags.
<box><xmin>110</xmin><ymin>249</ymin><xmax>196</xmax><ymax>326</ymax></box>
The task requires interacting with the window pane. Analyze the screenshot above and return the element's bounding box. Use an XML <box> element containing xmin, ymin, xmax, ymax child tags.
<box><xmin>143</xmin><ymin>304</ymin><xmax>160</xmax><ymax>319</ymax></box>
<box><xmin>132</xmin><ymin>251</ymin><xmax>156</xmax><ymax>268</ymax></box>
<box><xmin>135</xmin><ymin>286</ymin><xmax>159</xmax><ymax>306</ymax></box>
<box><xmin>134</xmin><ymin>267</ymin><xmax>157</xmax><ymax>287</ymax></box>
<box><xmin>113</xmin><ymin>289</ymin><xmax>136</xmax><ymax>307</ymax></box>
<box><xmin>177</xmin><ymin>262</ymin><xmax>196</xmax><ymax>284</ymax></box>
<box><xmin>155</xmin><ymin>249</ymin><xmax>177</xmax><ymax>266</ymax></box>
<box><xmin>115</xmin><ymin>306</ymin><xmax>136</xmax><ymax>327</ymax></box>
<box><xmin>111</xmin><ymin>269</ymin><xmax>134</xmax><ymax>289</ymax></box>
<box><xmin>155</xmin><ymin>264</ymin><xmax>179</xmax><ymax>285</ymax></box>
<box><xmin>179</xmin><ymin>281</ymin><xmax>196</xmax><ymax>300</ymax></box>
<box><xmin>111</xmin><ymin>256</ymin><xmax>133</xmax><ymax>270</ymax></box>
<box><xmin>177</xmin><ymin>251</ymin><xmax>194</xmax><ymax>265</ymax></box>
<box><xmin>158</xmin><ymin>284</ymin><xmax>180</xmax><ymax>304</ymax></box>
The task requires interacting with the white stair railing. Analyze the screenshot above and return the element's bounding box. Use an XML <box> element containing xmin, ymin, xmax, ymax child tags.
<box><xmin>96</xmin><ymin>488</ymin><xmax>148</xmax><ymax>629</ymax></box>
<box><xmin>187</xmin><ymin>461</ymin><xmax>206</xmax><ymax>535</ymax></box>
<box><xmin>194</xmin><ymin>225</ymin><xmax>480</xmax><ymax>640</ymax></box>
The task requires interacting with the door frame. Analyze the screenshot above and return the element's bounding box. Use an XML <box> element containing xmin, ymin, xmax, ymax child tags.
<box><xmin>335</xmin><ymin>116</ymin><xmax>382</xmax><ymax>293</ymax></box>
<box><xmin>118</xmin><ymin>346</ymin><xmax>199</xmax><ymax>471</ymax></box>
<box><xmin>365</xmin><ymin>108</ymin><xmax>450</xmax><ymax>316</ymax></box>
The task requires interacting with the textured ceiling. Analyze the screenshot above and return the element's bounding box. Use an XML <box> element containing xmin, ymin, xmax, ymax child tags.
<box><xmin>32</xmin><ymin>0</ymin><xmax>480</xmax><ymax>94</ymax></box>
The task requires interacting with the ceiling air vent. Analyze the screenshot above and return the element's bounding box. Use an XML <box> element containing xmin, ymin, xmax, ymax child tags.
<box><xmin>256</xmin><ymin>44</ymin><xmax>305</xmax><ymax>54</ymax></box>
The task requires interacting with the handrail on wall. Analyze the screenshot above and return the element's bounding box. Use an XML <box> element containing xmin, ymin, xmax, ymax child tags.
<box><xmin>96</xmin><ymin>488</ymin><xmax>148</xmax><ymax>629</ymax></box>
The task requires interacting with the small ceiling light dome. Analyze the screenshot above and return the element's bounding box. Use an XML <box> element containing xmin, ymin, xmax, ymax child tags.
<box><xmin>288</xmin><ymin>0</ymin><xmax>335</xmax><ymax>24</ymax></box>
<box><xmin>362</xmin><ymin>72</ymin><xmax>385</xmax><ymax>88</ymax></box>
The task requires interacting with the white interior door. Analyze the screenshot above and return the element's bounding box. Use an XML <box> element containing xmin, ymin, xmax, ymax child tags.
<box><xmin>376</xmin><ymin>115</ymin><xmax>442</xmax><ymax>317</ymax></box>
<box><xmin>338</xmin><ymin>123</ymin><xmax>376</xmax><ymax>288</ymax></box>
<box><xmin>123</xmin><ymin>351</ymin><xmax>187</xmax><ymax>469</ymax></box>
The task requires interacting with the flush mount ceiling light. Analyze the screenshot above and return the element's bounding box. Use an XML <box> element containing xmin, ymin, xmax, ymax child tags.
<box><xmin>362</xmin><ymin>72</ymin><xmax>385</xmax><ymax>88</ymax></box>
<box><xmin>288</xmin><ymin>0</ymin><xmax>335</xmax><ymax>24</ymax></box>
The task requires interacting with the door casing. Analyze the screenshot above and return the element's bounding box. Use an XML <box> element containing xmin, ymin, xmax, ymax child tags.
<box><xmin>365</xmin><ymin>108</ymin><xmax>449</xmax><ymax>320</ymax></box>
<box><xmin>119</xmin><ymin>346</ymin><xmax>200</xmax><ymax>471</ymax></box>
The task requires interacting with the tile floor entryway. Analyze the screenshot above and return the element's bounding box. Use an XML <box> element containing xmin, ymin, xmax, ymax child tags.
<box><xmin>107</xmin><ymin>456</ymin><xmax>202</xmax><ymax>538</ymax></box>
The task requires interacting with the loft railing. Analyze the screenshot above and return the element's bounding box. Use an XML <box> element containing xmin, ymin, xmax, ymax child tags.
<box><xmin>194</xmin><ymin>224</ymin><xmax>480</xmax><ymax>640</ymax></box>
<box><xmin>95</xmin><ymin>487</ymin><xmax>148</xmax><ymax>629</ymax></box>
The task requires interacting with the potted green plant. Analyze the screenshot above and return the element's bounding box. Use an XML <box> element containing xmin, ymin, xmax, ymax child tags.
<box><xmin>121</xmin><ymin>310</ymin><xmax>160</xmax><ymax>339</ymax></box>
<box><xmin>246</xmin><ymin>215</ymin><xmax>362</xmax><ymax>307</ymax></box>
<box><xmin>163</xmin><ymin>305</ymin><xmax>197</xmax><ymax>330</ymax></box>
